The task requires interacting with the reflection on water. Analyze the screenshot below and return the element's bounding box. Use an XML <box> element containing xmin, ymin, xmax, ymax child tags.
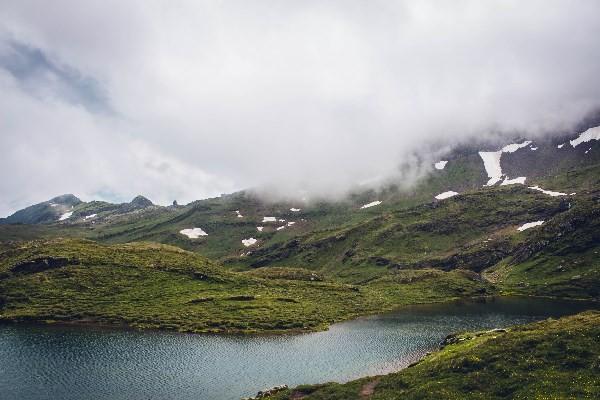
<box><xmin>0</xmin><ymin>297</ymin><xmax>596</xmax><ymax>400</ymax></box>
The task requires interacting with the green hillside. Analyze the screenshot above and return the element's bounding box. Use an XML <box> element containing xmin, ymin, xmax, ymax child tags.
<box><xmin>267</xmin><ymin>311</ymin><xmax>600</xmax><ymax>400</ymax></box>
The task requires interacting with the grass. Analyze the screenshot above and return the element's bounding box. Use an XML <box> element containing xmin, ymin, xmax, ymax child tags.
<box><xmin>0</xmin><ymin>238</ymin><xmax>493</xmax><ymax>334</ymax></box>
<box><xmin>244</xmin><ymin>185</ymin><xmax>571</xmax><ymax>280</ymax></box>
<box><xmin>268</xmin><ymin>310</ymin><xmax>600</xmax><ymax>399</ymax></box>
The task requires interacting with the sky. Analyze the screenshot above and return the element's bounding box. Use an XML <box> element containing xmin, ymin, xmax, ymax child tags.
<box><xmin>1</xmin><ymin>0</ymin><xmax>600</xmax><ymax>216</ymax></box>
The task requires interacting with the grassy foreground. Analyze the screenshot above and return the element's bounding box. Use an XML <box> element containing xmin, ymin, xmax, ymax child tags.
<box><xmin>0</xmin><ymin>238</ymin><xmax>492</xmax><ymax>334</ymax></box>
<box><xmin>267</xmin><ymin>311</ymin><xmax>600</xmax><ymax>399</ymax></box>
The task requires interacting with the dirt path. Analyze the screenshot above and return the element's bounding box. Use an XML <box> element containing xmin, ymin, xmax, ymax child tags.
<box><xmin>360</xmin><ymin>378</ymin><xmax>380</xmax><ymax>398</ymax></box>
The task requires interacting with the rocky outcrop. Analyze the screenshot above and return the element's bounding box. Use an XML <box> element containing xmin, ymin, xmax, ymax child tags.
<box><xmin>11</xmin><ymin>257</ymin><xmax>77</xmax><ymax>274</ymax></box>
<box><xmin>242</xmin><ymin>385</ymin><xmax>288</xmax><ymax>399</ymax></box>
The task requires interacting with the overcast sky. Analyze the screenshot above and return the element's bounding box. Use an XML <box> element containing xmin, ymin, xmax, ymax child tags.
<box><xmin>1</xmin><ymin>1</ymin><xmax>600</xmax><ymax>216</ymax></box>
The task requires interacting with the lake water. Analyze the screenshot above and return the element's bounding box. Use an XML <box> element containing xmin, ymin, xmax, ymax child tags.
<box><xmin>0</xmin><ymin>297</ymin><xmax>596</xmax><ymax>400</ymax></box>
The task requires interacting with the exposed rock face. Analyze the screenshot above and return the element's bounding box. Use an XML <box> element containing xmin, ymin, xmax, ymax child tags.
<box><xmin>11</xmin><ymin>257</ymin><xmax>77</xmax><ymax>274</ymax></box>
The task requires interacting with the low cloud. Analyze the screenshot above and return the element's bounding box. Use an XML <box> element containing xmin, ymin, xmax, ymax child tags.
<box><xmin>1</xmin><ymin>1</ymin><xmax>600</xmax><ymax>215</ymax></box>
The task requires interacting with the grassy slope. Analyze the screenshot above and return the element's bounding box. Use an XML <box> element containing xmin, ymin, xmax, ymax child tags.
<box><xmin>269</xmin><ymin>311</ymin><xmax>600</xmax><ymax>400</ymax></box>
<box><xmin>244</xmin><ymin>186</ymin><xmax>571</xmax><ymax>279</ymax></box>
<box><xmin>486</xmin><ymin>196</ymin><xmax>600</xmax><ymax>299</ymax></box>
<box><xmin>0</xmin><ymin>151</ymin><xmax>489</xmax><ymax>261</ymax></box>
<box><xmin>0</xmin><ymin>238</ymin><xmax>492</xmax><ymax>334</ymax></box>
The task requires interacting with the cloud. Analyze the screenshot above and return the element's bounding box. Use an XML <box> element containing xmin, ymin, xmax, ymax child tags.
<box><xmin>1</xmin><ymin>0</ymin><xmax>600</xmax><ymax>215</ymax></box>
<box><xmin>0</xmin><ymin>40</ymin><xmax>110</xmax><ymax>113</ymax></box>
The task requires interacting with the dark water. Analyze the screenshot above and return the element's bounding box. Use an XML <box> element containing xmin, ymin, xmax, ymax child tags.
<box><xmin>0</xmin><ymin>297</ymin><xmax>596</xmax><ymax>400</ymax></box>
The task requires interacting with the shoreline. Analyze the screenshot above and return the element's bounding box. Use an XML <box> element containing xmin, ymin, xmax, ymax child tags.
<box><xmin>1</xmin><ymin>294</ymin><xmax>597</xmax><ymax>337</ymax></box>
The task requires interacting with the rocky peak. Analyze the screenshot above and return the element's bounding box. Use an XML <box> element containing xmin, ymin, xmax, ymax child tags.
<box><xmin>129</xmin><ymin>195</ymin><xmax>153</xmax><ymax>208</ymax></box>
<box><xmin>49</xmin><ymin>194</ymin><xmax>82</xmax><ymax>206</ymax></box>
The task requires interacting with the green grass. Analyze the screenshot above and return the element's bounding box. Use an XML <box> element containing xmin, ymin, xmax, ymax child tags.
<box><xmin>485</xmin><ymin>195</ymin><xmax>600</xmax><ymax>300</ymax></box>
<box><xmin>0</xmin><ymin>238</ymin><xmax>493</xmax><ymax>334</ymax></box>
<box><xmin>268</xmin><ymin>311</ymin><xmax>600</xmax><ymax>399</ymax></box>
<box><xmin>244</xmin><ymin>185</ymin><xmax>571</xmax><ymax>280</ymax></box>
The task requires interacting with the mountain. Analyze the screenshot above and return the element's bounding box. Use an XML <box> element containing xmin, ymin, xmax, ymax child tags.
<box><xmin>0</xmin><ymin>194</ymin><xmax>158</xmax><ymax>227</ymax></box>
<box><xmin>0</xmin><ymin>122</ymin><xmax>599</xmax><ymax>399</ymax></box>
<box><xmin>0</xmin><ymin>124</ymin><xmax>598</xmax><ymax>331</ymax></box>
<box><xmin>0</xmin><ymin>194</ymin><xmax>82</xmax><ymax>225</ymax></box>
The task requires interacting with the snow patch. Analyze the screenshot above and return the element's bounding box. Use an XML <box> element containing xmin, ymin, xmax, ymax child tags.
<box><xmin>530</xmin><ymin>147</ymin><xmax>537</xmax><ymax>151</ymax></box>
<box><xmin>84</xmin><ymin>214</ymin><xmax>97</xmax><ymax>220</ymax></box>
<box><xmin>290</xmin><ymin>208</ymin><xmax>301</xmax><ymax>212</ymax></box>
<box><xmin>585</xmin><ymin>147</ymin><xmax>592</xmax><ymax>154</ymax></box>
<box><xmin>434</xmin><ymin>160</ymin><xmax>448</xmax><ymax>170</ymax></box>
<box><xmin>50</xmin><ymin>203</ymin><xmax>58</xmax><ymax>207</ymax></box>
<box><xmin>501</xmin><ymin>176</ymin><xmax>526</xmax><ymax>185</ymax></box>
<box><xmin>235</xmin><ymin>210</ymin><xmax>243</xmax><ymax>218</ymax></box>
<box><xmin>242</xmin><ymin>238</ymin><xmax>257</xmax><ymax>247</ymax></box>
<box><xmin>570</xmin><ymin>126</ymin><xmax>600</xmax><ymax>147</ymax></box>
<box><xmin>502</xmin><ymin>141</ymin><xmax>532</xmax><ymax>153</ymax></box>
<box><xmin>478</xmin><ymin>151</ymin><xmax>503</xmax><ymax>185</ymax></box>
<box><xmin>179</xmin><ymin>228</ymin><xmax>208</xmax><ymax>238</ymax></box>
<box><xmin>517</xmin><ymin>221</ymin><xmax>544</xmax><ymax>232</ymax></box>
<box><xmin>479</xmin><ymin>141</ymin><xmax>532</xmax><ymax>186</ymax></box>
<box><xmin>557</xmin><ymin>144</ymin><xmax>565</xmax><ymax>149</ymax></box>
<box><xmin>287</xmin><ymin>221</ymin><xmax>295</xmax><ymax>226</ymax></box>
<box><xmin>435</xmin><ymin>191</ymin><xmax>459</xmax><ymax>200</ymax></box>
<box><xmin>360</xmin><ymin>201</ymin><xmax>382</xmax><ymax>209</ymax></box>
<box><xmin>262</xmin><ymin>217</ymin><xmax>277</xmax><ymax>223</ymax></box>
<box><xmin>528</xmin><ymin>186</ymin><xmax>567</xmax><ymax>197</ymax></box>
<box><xmin>276</xmin><ymin>226</ymin><xmax>286</xmax><ymax>231</ymax></box>
<box><xmin>59</xmin><ymin>211</ymin><xmax>73</xmax><ymax>221</ymax></box>
<box><xmin>256</xmin><ymin>226</ymin><xmax>264</xmax><ymax>232</ymax></box>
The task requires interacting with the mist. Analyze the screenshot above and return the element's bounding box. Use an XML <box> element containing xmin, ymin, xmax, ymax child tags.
<box><xmin>1</xmin><ymin>0</ymin><xmax>600</xmax><ymax>215</ymax></box>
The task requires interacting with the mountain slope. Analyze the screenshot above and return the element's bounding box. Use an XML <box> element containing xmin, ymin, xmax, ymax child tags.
<box><xmin>0</xmin><ymin>194</ymin><xmax>82</xmax><ymax>224</ymax></box>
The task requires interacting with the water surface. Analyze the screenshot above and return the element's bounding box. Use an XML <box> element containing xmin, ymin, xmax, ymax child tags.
<box><xmin>0</xmin><ymin>297</ymin><xmax>595</xmax><ymax>400</ymax></box>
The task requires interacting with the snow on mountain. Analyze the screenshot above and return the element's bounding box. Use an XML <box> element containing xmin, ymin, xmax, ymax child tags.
<box><xmin>501</xmin><ymin>141</ymin><xmax>532</xmax><ymax>153</ymax></box>
<box><xmin>501</xmin><ymin>177</ymin><xmax>526</xmax><ymax>185</ymax></box>
<box><xmin>59</xmin><ymin>211</ymin><xmax>73</xmax><ymax>221</ymax></box>
<box><xmin>435</xmin><ymin>191</ymin><xmax>459</xmax><ymax>200</ymax></box>
<box><xmin>434</xmin><ymin>160</ymin><xmax>448</xmax><ymax>170</ymax></box>
<box><xmin>570</xmin><ymin>126</ymin><xmax>600</xmax><ymax>147</ymax></box>
<box><xmin>528</xmin><ymin>186</ymin><xmax>567</xmax><ymax>197</ymax></box>
<box><xmin>179</xmin><ymin>228</ymin><xmax>208</xmax><ymax>238</ymax></box>
<box><xmin>517</xmin><ymin>220</ymin><xmax>544</xmax><ymax>232</ymax></box>
<box><xmin>242</xmin><ymin>238</ymin><xmax>257</xmax><ymax>247</ymax></box>
<box><xmin>360</xmin><ymin>201</ymin><xmax>382</xmax><ymax>209</ymax></box>
<box><xmin>479</xmin><ymin>141</ymin><xmax>532</xmax><ymax>186</ymax></box>
<box><xmin>479</xmin><ymin>151</ymin><xmax>503</xmax><ymax>185</ymax></box>
<box><xmin>262</xmin><ymin>217</ymin><xmax>277</xmax><ymax>223</ymax></box>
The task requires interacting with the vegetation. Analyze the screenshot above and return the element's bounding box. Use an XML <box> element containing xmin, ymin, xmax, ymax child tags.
<box><xmin>0</xmin><ymin>238</ymin><xmax>492</xmax><ymax>334</ymax></box>
<box><xmin>267</xmin><ymin>311</ymin><xmax>600</xmax><ymax>399</ymax></box>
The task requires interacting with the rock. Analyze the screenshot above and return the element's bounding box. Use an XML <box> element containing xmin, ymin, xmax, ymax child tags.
<box><xmin>188</xmin><ymin>297</ymin><xmax>214</xmax><ymax>304</ymax></box>
<box><xmin>129</xmin><ymin>195</ymin><xmax>154</xmax><ymax>208</ymax></box>
<box><xmin>11</xmin><ymin>257</ymin><xmax>76</xmax><ymax>275</ymax></box>
<box><xmin>246</xmin><ymin>385</ymin><xmax>289</xmax><ymax>399</ymax></box>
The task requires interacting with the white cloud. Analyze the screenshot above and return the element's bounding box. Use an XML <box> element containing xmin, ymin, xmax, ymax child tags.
<box><xmin>1</xmin><ymin>1</ymin><xmax>600</xmax><ymax>215</ymax></box>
